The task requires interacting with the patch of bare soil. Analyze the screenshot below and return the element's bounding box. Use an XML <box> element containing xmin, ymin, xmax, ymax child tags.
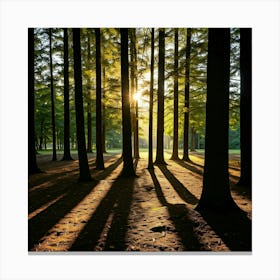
<box><xmin>28</xmin><ymin>152</ymin><xmax>251</xmax><ymax>252</ymax></box>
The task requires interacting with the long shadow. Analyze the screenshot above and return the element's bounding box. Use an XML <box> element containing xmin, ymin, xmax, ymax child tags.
<box><xmin>174</xmin><ymin>159</ymin><xmax>204</xmax><ymax>177</ymax></box>
<box><xmin>174</xmin><ymin>159</ymin><xmax>240</xmax><ymax>186</ymax></box>
<box><xmin>29</xmin><ymin>157</ymin><xmax>123</xmax><ymax>214</ymax></box>
<box><xmin>196</xmin><ymin>208</ymin><xmax>252</xmax><ymax>251</ymax></box>
<box><xmin>28</xmin><ymin>157</ymin><xmax>123</xmax><ymax>251</ymax></box>
<box><xmin>149</xmin><ymin>170</ymin><xmax>203</xmax><ymax>251</ymax></box>
<box><xmin>69</xmin><ymin>175</ymin><xmax>136</xmax><ymax>251</ymax></box>
<box><xmin>157</xmin><ymin>165</ymin><xmax>199</xmax><ymax>205</ymax></box>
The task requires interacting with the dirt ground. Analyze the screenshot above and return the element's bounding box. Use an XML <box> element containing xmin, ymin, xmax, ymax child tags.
<box><xmin>28</xmin><ymin>152</ymin><xmax>251</xmax><ymax>252</ymax></box>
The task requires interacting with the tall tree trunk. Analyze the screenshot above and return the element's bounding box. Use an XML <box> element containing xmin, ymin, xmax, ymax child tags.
<box><xmin>120</xmin><ymin>28</ymin><xmax>136</xmax><ymax>177</ymax></box>
<box><xmin>155</xmin><ymin>28</ymin><xmax>166</xmax><ymax>165</ymax></box>
<box><xmin>28</xmin><ymin>28</ymin><xmax>41</xmax><ymax>175</ymax></box>
<box><xmin>95</xmin><ymin>28</ymin><xmax>105</xmax><ymax>170</ymax></box>
<box><xmin>62</xmin><ymin>28</ymin><xmax>73</xmax><ymax>160</ymax></box>
<box><xmin>148</xmin><ymin>28</ymin><xmax>155</xmax><ymax>169</ymax></box>
<box><xmin>196</xmin><ymin>28</ymin><xmax>238</xmax><ymax>212</ymax></box>
<box><xmin>182</xmin><ymin>28</ymin><xmax>192</xmax><ymax>161</ymax></box>
<box><xmin>237</xmin><ymin>28</ymin><xmax>252</xmax><ymax>188</ymax></box>
<box><xmin>72</xmin><ymin>28</ymin><xmax>91</xmax><ymax>181</ymax></box>
<box><xmin>86</xmin><ymin>30</ymin><xmax>92</xmax><ymax>153</ymax></box>
<box><xmin>171</xmin><ymin>28</ymin><xmax>179</xmax><ymax>160</ymax></box>
<box><xmin>132</xmin><ymin>29</ymin><xmax>140</xmax><ymax>159</ymax></box>
<box><xmin>102</xmin><ymin>65</ymin><xmax>107</xmax><ymax>153</ymax></box>
<box><xmin>49</xmin><ymin>28</ymin><xmax>57</xmax><ymax>161</ymax></box>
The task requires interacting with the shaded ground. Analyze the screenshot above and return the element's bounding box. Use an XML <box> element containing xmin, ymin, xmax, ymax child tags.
<box><xmin>28</xmin><ymin>152</ymin><xmax>251</xmax><ymax>252</ymax></box>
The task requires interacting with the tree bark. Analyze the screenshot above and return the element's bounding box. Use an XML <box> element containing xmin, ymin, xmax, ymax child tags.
<box><xmin>28</xmin><ymin>28</ymin><xmax>41</xmax><ymax>174</ymax></box>
<box><xmin>171</xmin><ymin>28</ymin><xmax>179</xmax><ymax>160</ymax></box>
<box><xmin>237</xmin><ymin>28</ymin><xmax>252</xmax><ymax>188</ymax></box>
<box><xmin>102</xmin><ymin>65</ymin><xmax>107</xmax><ymax>153</ymax></box>
<box><xmin>62</xmin><ymin>28</ymin><xmax>73</xmax><ymax>160</ymax></box>
<box><xmin>95</xmin><ymin>28</ymin><xmax>105</xmax><ymax>170</ymax></box>
<box><xmin>86</xmin><ymin>30</ymin><xmax>92</xmax><ymax>153</ymax></box>
<box><xmin>155</xmin><ymin>28</ymin><xmax>167</xmax><ymax>165</ymax></box>
<box><xmin>148</xmin><ymin>28</ymin><xmax>155</xmax><ymax>169</ymax></box>
<box><xmin>196</xmin><ymin>28</ymin><xmax>238</xmax><ymax>212</ymax></box>
<box><xmin>72</xmin><ymin>28</ymin><xmax>92</xmax><ymax>181</ymax></box>
<box><xmin>182</xmin><ymin>28</ymin><xmax>192</xmax><ymax>161</ymax></box>
<box><xmin>120</xmin><ymin>28</ymin><xmax>136</xmax><ymax>177</ymax></box>
<box><xmin>49</xmin><ymin>28</ymin><xmax>57</xmax><ymax>161</ymax></box>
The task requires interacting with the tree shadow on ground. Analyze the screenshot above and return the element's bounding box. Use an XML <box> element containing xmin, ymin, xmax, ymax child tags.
<box><xmin>69</xmin><ymin>176</ymin><xmax>136</xmax><ymax>251</ymax></box>
<box><xmin>196</xmin><ymin>208</ymin><xmax>252</xmax><ymax>251</ymax></box>
<box><xmin>157</xmin><ymin>164</ymin><xmax>199</xmax><ymax>205</ymax></box>
<box><xmin>173</xmin><ymin>159</ymin><xmax>204</xmax><ymax>176</ymax></box>
<box><xmin>149</xmin><ymin>169</ymin><xmax>203</xmax><ymax>251</ymax></box>
<box><xmin>28</xmin><ymin>157</ymin><xmax>123</xmax><ymax>251</ymax></box>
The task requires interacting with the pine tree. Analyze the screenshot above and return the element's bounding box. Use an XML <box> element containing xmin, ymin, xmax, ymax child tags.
<box><xmin>196</xmin><ymin>28</ymin><xmax>238</xmax><ymax>212</ymax></box>
<box><xmin>155</xmin><ymin>28</ymin><xmax>167</xmax><ymax>165</ymax></box>
<box><xmin>62</xmin><ymin>28</ymin><xmax>73</xmax><ymax>161</ymax></box>
<box><xmin>95</xmin><ymin>28</ymin><xmax>105</xmax><ymax>170</ymax></box>
<box><xmin>120</xmin><ymin>28</ymin><xmax>136</xmax><ymax>177</ymax></box>
<box><xmin>72</xmin><ymin>28</ymin><xmax>92</xmax><ymax>181</ymax></box>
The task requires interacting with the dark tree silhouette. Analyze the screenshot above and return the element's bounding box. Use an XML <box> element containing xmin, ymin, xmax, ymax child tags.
<box><xmin>62</xmin><ymin>28</ymin><xmax>73</xmax><ymax>161</ymax></box>
<box><xmin>132</xmin><ymin>29</ymin><xmax>140</xmax><ymax>160</ymax></box>
<box><xmin>102</xmin><ymin>66</ymin><xmax>107</xmax><ymax>153</ymax></box>
<box><xmin>148</xmin><ymin>28</ymin><xmax>155</xmax><ymax>170</ymax></box>
<box><xmin>28</xmin><ymin>28</ymin><xmax>41</xmax><ymax>175</ymax></box>
<box><xmin>49</xmin><ymin>28</ymin><xmax>57</xmax><ymax>161</ymax></box>
<box><xmin>72</xmin><ymin>28</ymin><xmax>91</xmax><ymax>181</ymax></box>
<box><xmin>196</xmin><ymin>28</ymin><xmax>238</xmax><ymax>212</ymax></box>
<box><xmin>182</xmin><ymin>29</ymin><xmax>192</xmax><ymax>161</ymax></box>
<box><xmin>86</xmin><ymin>30</ymin><xmax>92</xmax><ymax>153</ymax></box>
<box><xmin>155</xmin><ymin>28</ymin><xmax>167</xmax><ymax>165</ymax></box>
<box><xmin>237</xmin><ymin>28</ymin><xmax>252</xmax><ymax>188</ymax></box>
<box><xmin>120</xmin><ymin>28</ymin><xmax>136</xmax><ymax>177</ymax></box>
<box><xmin>171</xmin><ymin>28</ymin><xmax>179</xmax><ymax>160</ymax></box>
<box><xmin>95</xmin><ymin>28</ymin><xmax>105</xmax><ymax>170</ymax></box>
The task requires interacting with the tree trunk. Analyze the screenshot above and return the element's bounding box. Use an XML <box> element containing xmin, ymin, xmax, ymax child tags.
<box><xmin>171</xmin><ymin>28</ymin><xmax>179</xmax><ymax>160</ymax></box>
<box><xmin>28</xmin><ymin>28</ymin><xmax>41</xmax><ymax>175</ymax></box>
<box><xmin>120</xmin><ymin>28</ymin><xmax>136</xmax><ymax>177</ymax></box>
<box><xmin>49</xmin><ymin>28</ymin><xmax>57</xmax><ymax>161</ymax></box>
<box><xmin>72</xmin><ymin>28</ymin><xmax>92</xmax><ymax>181</ymax></box>
<box><xmin>95</xmin><ymin>28</ymin><xmax>105</xmax><ymax>170</ymax></box>
<box><xmin>155</xmin><ymin>28</ymin><xmax>166</xmax><ymax>165</ymax></box>
<box><xmin>86</xmin><ymin>30</ymin><xmax>92</xmax><ymax>153</ymax></box>
<box><xmin>196</xmin><ymin>28</ymin><xmax>238</xmax><ymax>212</ymax></box>
<box><xmin>182</xmin><ymin>29</ymin><xmax>192</xmax><ymax>161</ymax></box>
<box><xmin>102</xmin><ymin>65</ymin><xmax>107</xmax><ymax>153</ymax></box>
<box><xmin>237</xmin><ymin>28</ymin><xmax>252</xmax><ymax>188</ymax></box>
<box><xmin>148</xmin><ymin>28</ymin><xmax>155</xmax><ymax>169</ymax></box>
<box><xmin>132</xmin><ymin>29</ymin><xmax>140</xmax><ymax>159</ymax></box>
<box><xmin>62</xmin><ymin>28</ymin><xmax>73</xmax><ymax>160</ymax></box>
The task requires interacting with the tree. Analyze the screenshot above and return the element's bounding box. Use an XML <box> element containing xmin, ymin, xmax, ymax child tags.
<box><xmin>155</xmin><ymin>28</ymin><xmax>167</xmax><ymax>165</ymax></box>
<box><xmin>95</xmin><ymin>28</ymin><xmax>105</xmax><ymax>170</ymax></box>
<box><xmin>182</xmin><ymin>29</ymin><xmax>192</xmax><ymax>161</ymax></box>
<box><xmin>171</xmin><ymin>28</ymin><xmax>179</xmax><ymax>160</ymax></box>
<box><xmin>62</xmin><ymin>28</ymin><xmax>73</xmax><ymax>161</ymax></box>
<box><xmin>120</xmin><ymin>28</ymin><xmax>136</xmax><ymax>177</ymax></box>
<box><xmin>86</xmin><ymin>29</ymin><xmax>93</xmax><ymax>153</ymax></box>
<box><xmin>148</xmin><ymin>28</ymin><xmax>155</xmax><ymax>169</ymax></box>
<box><xmin>72</xmin><ymin>28</ymin><xmax>92</xmax><ymax>181</ymax></box>
<box><xmin>196</xmin><ymin>28</ymin><xmax>238</xmax><ymax>212</ymax></box>
<box><xmin>49</xmin><ymin>28</ymin><xmax>57</xmax><ymax>161</ymax></box>
<box><xmin>28</xmin><ymin>28</ymin><xmax>41</xmax><ymax>174</ymax></box>
<box><xmin>237</xmin><ymin>28</ymin><xmax>252</xmax><ymax>188</ymax></box>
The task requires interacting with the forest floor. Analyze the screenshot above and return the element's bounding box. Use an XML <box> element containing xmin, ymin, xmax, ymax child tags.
<box><xmin>28</xmin><ymin>151</ymin><xmax>251</xmax><ymax>253</ymax></box>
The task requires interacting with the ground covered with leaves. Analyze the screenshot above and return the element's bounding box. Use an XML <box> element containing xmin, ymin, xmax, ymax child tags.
<box><xmin>28</xmin><ymin>152</ymin><xmax>251</xmax><ymax>252</ymax></box>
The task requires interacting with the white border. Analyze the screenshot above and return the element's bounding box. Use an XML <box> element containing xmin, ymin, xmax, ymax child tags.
<box><xmin>1</xmin><ymin>0</ymin><xmax>280</xmax><ymax>279</ymax></box>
